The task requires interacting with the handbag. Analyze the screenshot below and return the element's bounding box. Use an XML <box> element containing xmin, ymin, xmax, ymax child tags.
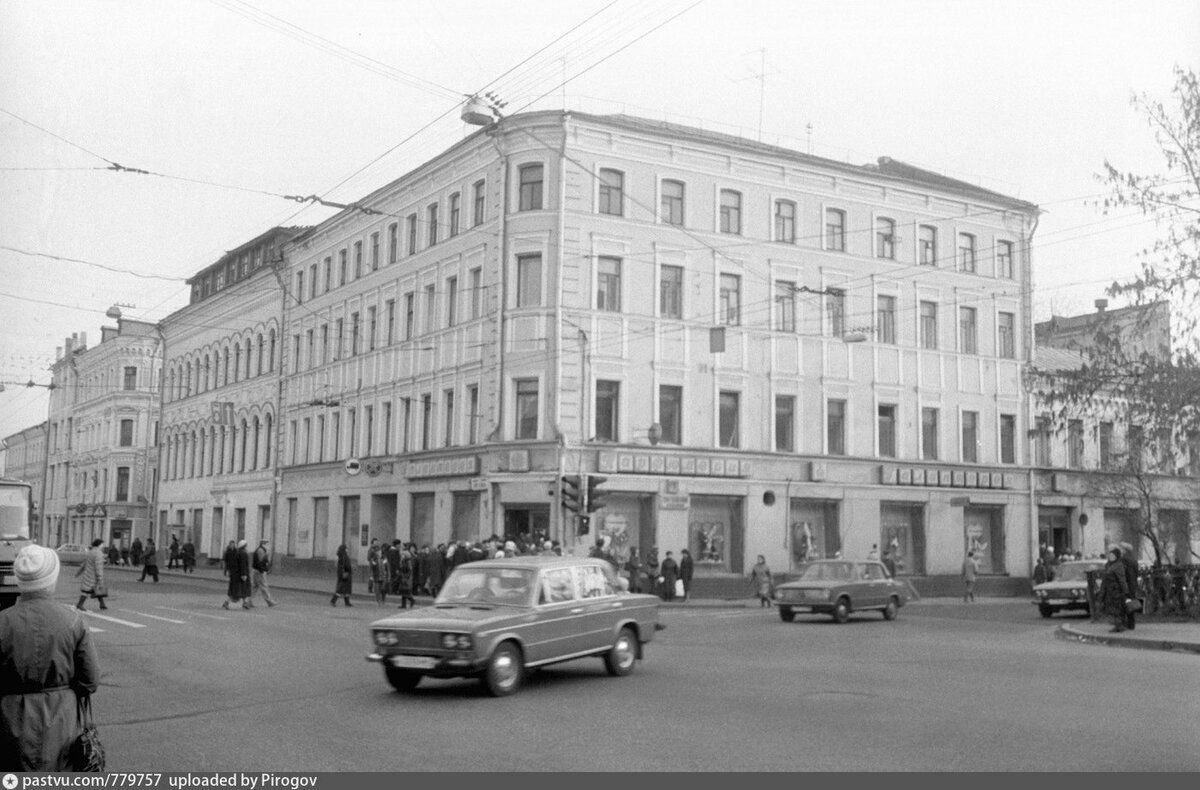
<box><xmin>70</xmin><ymin>694</ymin><xmax>105</xmax><ymax>772</ymax></box>
<box><xmin>674</xmin><ymin>579</ymin><xmax>685</xmax><ymax>597</ymax></box>
<box><xmin>1125</xmin><ymin>597</ymin><xmax>1143</xmax><ymax>614</ymax></box>
<box><xmin>92</xmin><ymin>583</ymin><xmax>108</xmax><ymax>598</ymax></box>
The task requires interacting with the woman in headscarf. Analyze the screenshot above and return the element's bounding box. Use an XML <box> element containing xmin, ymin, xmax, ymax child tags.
<box><xmin>332</xmin><ymin>544</ymin><xmax>353</xmax><ymax>606</ymax></box>
<box><xmin>749</xmin><ymin>555</ymin><xmax>774</xmax><ymax>607</ymax></box>
<box><xmin>1</xmin><ymin>545</ymin><xmax>101</xmax><ymax>771</ymax></box>
<box><xmin>1099</xmin><ymin>545</ymin><xmax>1131</xmax><ymax>633</ymax></box>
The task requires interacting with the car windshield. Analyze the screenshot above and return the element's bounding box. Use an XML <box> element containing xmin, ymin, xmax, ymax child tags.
<box><xmin>1055</xmin><ymin>563</ymin><xmax>1102</xmax><ymax>582</ymax></box>
<box><xmin>436</xmin><ymin>567</ymin><xmax>537</xmax><ymax>607</ymax></box>
<box><xmin>796</xmin><ymin>562</ymin><xmax>855</xmax><ymax>582</ymax></box>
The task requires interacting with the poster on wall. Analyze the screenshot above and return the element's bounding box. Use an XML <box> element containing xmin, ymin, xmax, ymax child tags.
<box><xmin>600</xmin><ymin>514</ymin><xmax>630</xmax><ymax>564</ymax></box>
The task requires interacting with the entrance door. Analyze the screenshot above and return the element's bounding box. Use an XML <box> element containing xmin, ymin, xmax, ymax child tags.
<box><xmin>1038</xmin><ymin>507</ymin><xmax>1071</xmax><ymax>556</ymax></box>
<box><xmin>503</xmin><ymin>505</ymin><xmax>550</xmax><ymax>544</ymax></box>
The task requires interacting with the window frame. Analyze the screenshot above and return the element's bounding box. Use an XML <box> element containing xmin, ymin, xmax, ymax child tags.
<box><xmin>718</xmin><ymin>390</ymin><xmax>740</xmax><ymax>449</ymax></box>
<box><xmin>876</xmin><ymin>294</ymin><xmax>897</xmax><ymax>344</ymax></box>
<box><xmin>775</xmin><ymin>395</ymin><xmax>795</xmax><ymax>452</ymax></box>
<box><xmin>518</xmin><ymin>163</ymin><xmax>544</xmax><ymax>211</ymax></box>
<box><xmin>659</xmin><ymin>265</ymin><xmax>683</xmax><ymax>319</ymax></box>
<box><xmin>825</xmin><ymin>208</ymin><xmax>846</xmax><ymax>251</ymax></box>
<box><xmin>958</xmin><ymin>232</ymin><xmax>976</xmax><ymax>273</ymax></box>
<box><xmin>659</xmin><ymin>384</ymin><xmax>682</xmax><ymax>445</ymax></box>
<box><xmin>719</xmin><ymin>189</ymin><xmax>742</xmax><ymax>235</ymax></box>
<box><xmin>876</xmin><ymin>217</ymin><xmax>896</xmax><ymax>259</ymax></box>
<box><xmin>516</xmin><ymin>253</ymin><xmax>542</xmax><ymax>308</ymax></box>
<box><xmin>827</xmin><ymin>399</ymin><xmax>846</xmax><ymax>456</ymax></box>
<box><xmin>595</xmin><ymin>380</ymin><xmax>620</xmax><ymax>441</ymax></box>
<box><xmin>959</xmin><ymin>306</ymin><xmax>978</xmax><ymax>354</ymax></box>
<box><xmin>878</xmin><ymin>404</ymin><xmax>897</xmax><ymax>458</ymax></box>
<box><xmin>719</xmin><ymin>273</ymin><xmax>741</xmax><ymax>326</ymax></box>
<box><xmin>919</xmin><ymin>225</ymin><xmax>937</xmax><ymax>266</ymax></box>
<box><xmin>774</xmin><ymin>199</ymin><xmax>796</xmax><ymax>243</ymax></box>
<box><xmin>596</xmin><ymin>256</ymin><xmax>622</xmax><ymax>313</ymax></box>
<box><xmin>919</xmin><ymin>301</ymin><xmax>938</xmax><ymax>350</ymax></box>
<box><xmin>598</xmin><ymin>168</ymin><xmax>624</xmax><ymax>216</ymax></box>
<box><xmin>660</xmin><ymin>179</ymin><xmax>684</xmax><ymax>226</ymax></box>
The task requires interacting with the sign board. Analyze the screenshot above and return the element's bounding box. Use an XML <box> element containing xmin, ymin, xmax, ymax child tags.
<box><xmin>345</xmin><ymin>458</ymin><xmax>361</xmax><ymax>476</ymax></box>
<box><xmin>468</xmin><ymin>477</ymin><xmax>489</xmax><ymax>491</ymax></box>
<box><xmin>364</xmin><ymin>459</ymin><xmax>383</xmax><ymax>477</ymax></box>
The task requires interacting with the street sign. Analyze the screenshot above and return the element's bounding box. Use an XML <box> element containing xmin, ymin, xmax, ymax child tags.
<box><xmin>468</xmin><ymin>477</ymin><xmax>488</xmax><ymax>491</ymax></box>
<box><xmin>345</xmin><ymin>458</ymin><xmax>361</xmax><ymax>476</ymax></box>
<box><xmin>364</xmin><ymin>459</ymin><xmax>383</xmax><ymax>477</ymax></box>
<box><xmin>949</xmin><ymin>496</ymin><xmax>971</xmax><ymax>507</ymax></box>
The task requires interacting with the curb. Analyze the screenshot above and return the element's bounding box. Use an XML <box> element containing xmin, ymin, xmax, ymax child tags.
<box><xmin>1055</xmin><ymin>623</ymin><xmax>1200</xmax><ymax>656</ymax></box>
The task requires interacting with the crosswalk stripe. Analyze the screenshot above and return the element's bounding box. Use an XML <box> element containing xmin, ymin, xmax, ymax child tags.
<box><xmin>156</xmin><ymin>606</ymin><xmax>228</xmax><ymax>621</ymax></box>
<box><xmin>76</xmin><ymin>610</ymin><xmax>145</xmax><ymax>628</ymax></box>
<box><xmin>88</xmin><ymin>627</ymin><xmax>104</xmax><ymax>633</ymax></box>
<box><xmin>117</xmin><ymin>609</ymin><xmax>186</xmax><ymax>624</ymax></box>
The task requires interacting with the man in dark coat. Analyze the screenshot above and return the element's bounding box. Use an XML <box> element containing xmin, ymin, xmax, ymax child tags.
<box><xmin>427</xmin><ymin>543</ymin><xmax>446</xmax><ymax>597</ymax></box>
<box><xmin>679</xmin><ymin>548</ymin><xmax>694</xmax><ymax>601</ymax></box>
<box><xmin>181</xmin><ymin>540</ymin><xmax>196</xmax><ymax>573</ymax></box>
<box><xmin>646</xmin><ymin>546</ymin><xmax>660</xmax><ymax>596</ymax></box>
<box><xmin>168</xmin><ymin>536</ymin><xmax>181</xmax><ymax>569</ymax></box>
<box><xmin>130</xmin><ymin>537</ymin><xmax>143</xmax><ymax>567</ymax></box>
<box><xmin>659</xmin><ymin>551</ymin><xmax>679</xmax><ymax>601</ymax></box>
<box><xmin>386</xmin><ymin>540</ymin><xmax>402</xmax><ymax>595</ymax></box>
<box><xmin>222</xmin><ymin>540</ymin><xmax>252</xmax><ymax>609</ymax></box>
<box><xmin>1119</xmin><ymin>541</ymin><xmax>1139</xmax><ymax>630</ymax></box>
<box><xmin>332</xmin><ymin>544</ymin><xmax>354</xmax><ymax>606</ymax></box>
<box><xmin>222</xmin><ymin>540</ymin><xmax>237</xmax><ymax>577</ymax></box>
<box><xmin>139</xmin><ymin>539</ymin><xmax>159</xmax><ymax>582</ymax></box>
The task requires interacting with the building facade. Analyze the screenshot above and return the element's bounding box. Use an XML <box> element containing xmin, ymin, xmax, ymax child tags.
<box><xmin>1</xmin><ymin>421</ymin><xmax>47</xmax><ymax>525</ymax></box>
<box><xmin>268</xmin><ymin>110</ymin><xmax>1040</xmax><ymax>584</ymax></box>
<box><xmin>157</xmin><ymin>227</ymin><xmax>304</xmax><ymax>559</ymax></box>
<box><xmin>44</xmin><ymin>321</ymin><xmax>161</xmax><ymax>548</ymax></box>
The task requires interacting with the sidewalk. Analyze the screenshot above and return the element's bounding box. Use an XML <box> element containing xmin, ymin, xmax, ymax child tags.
<box><xmin>108</xmin><ymin>562</ymin><xmax>1200</xmax><ymax>654</ymax></box>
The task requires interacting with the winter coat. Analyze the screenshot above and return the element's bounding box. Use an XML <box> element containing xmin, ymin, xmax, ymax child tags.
<box><xmin>335</xmin><ymin>548</ymin><xmax>354</xmax><ymax>595</ymax></box>
<box><xmin>129</xmin><ymin>539</ymin><xmax>143</xmax><ymax>566</ymax></box>
<box><xmin>0</xmin><ymin>590</ymin><xmax>101</xmax><ymax>771</ymax></box>
<box><xmin>679</xmin><ymin>554</ymin><xmax>694</xmax><ymax>583</ymax></box>
<box><xmin>78</xmin><ymin>546</ymin><xmax>106</xmax><ymax>595</ymax></box>
<box><xmin>427</xmin><ymin>549</ymin><xmax>446</xmax><ymax>590</ymax></box>
<box><xmin>227</xmin><ymin>548</ymin><xmax>251</xmax><ymax>600</ymax></box>
<box><xmin>142</xmin><ymin>544</ymin><xmax>158</xmax><ymax>568</ymax></box>
<box><xmin>1100</xmin><ymin>559</ymin><xmax>1130</xmax><ymax>618</ymax></box>
<box><xmin>750</xmin><ymin>562</ymin><xmax>773</xmax><ymax>597</ymax></box>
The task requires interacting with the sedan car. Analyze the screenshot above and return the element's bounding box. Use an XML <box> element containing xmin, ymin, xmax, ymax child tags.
<box><xmin>366</xmin><ymin>555</ymin><xmax>660</xmax><ymax>696</ymax></box>
<box><xmin>773</xmin><ymin>560</ymin><xmax>909</xmax><ymax>623</ymax></box>
<box><xmin>1032</xmin><ymin>560</ymin><xmax>1105</xmax><ymax>618</ymax></box>
<box><xmin>55</xmin><ymin>543</ymin><xmax>90</xmax><ymax>566</ymax></box>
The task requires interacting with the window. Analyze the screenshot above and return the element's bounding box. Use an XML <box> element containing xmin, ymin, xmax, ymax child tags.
<box><xmin>876</xmin><ymin>295</ymin><xmax>896</xmax><ymax>344</ymax></box>
<box><xmin>292</xmin><ymin>334</ymin><xmax>300</xmax><ymax>371</ymax></box>
<box><xmin>363</xmin><ymin>405</ymin><xmax>374</xmax><ymax>456</ymax></box>
<box><xmin>827</xmin><ymin>399</ymin><xmax>846</xmax><ymax>455</ymax></box>
<box><xmin>998</xmin><ymin>312</ymin><xmax>1016</xmax><ymax>358</ymax></box>
<box><xmin>958</xmin><ymin>232</ymin><xmax>976</xmax><ymax>273</ymax></box>
<box><xmin>595</xmin><ymin>380</ymin><xmax>620</xmax><ymax>441</ymax></box>
<box><xmin>320</xmin><ymin>324</ymin><xmax>329</xmax><ymax>363</ymax></box>
<box><xmin>518</xmin><ymin>164</ymin><xmax>543</xmax><ymax>211</ymax></box>
<box><xmin>516</xmin><ymin>254</ymin><xmax>542</xmax><ymax>307</ymax></box>
<box><xmin>305</xmin><ymin>329</ymin><xmax>314</xmax><ymax>369</ymax></box>
<box><xmin>367</xmin><ymin>306</ymin><xmax>377</xmax><ymax>351</ymax></box>
<box><xmin>424</xmin><ymin>284</ymin><xmax>436</xmax><ymax>333</ymax></box>
<box><xmin>119</xmin><ymin>419</ymin><xmax>134</xmax><ymax>447</ymax></box>
<box><xmin>775</xmin><ymin>281</ymin><xmax>795</xmax><ymax>332</ymax></box>
<box><xmin>719</xmin><ymin>391</ymin><xmax>740</xmax><ymax>448</ymax></box>
<box><xmin>876</xmin><ymin>217</ymin><xmax>895</xmax><ymax>259</ymax></box>
<box><xmin>470</xmin><ymin>268</ymin><xmax>482</xmax><ymax>319</ymax></box>
<box><xmin>775</xmin><ymin>395</ymin><xmax>795</xmax><ymax>452</ymax></box>
<box><xmin>922</xmin><ymin>408</ymin><xmax>939</xmax><ymax>460</ymax></box>
<box><xmin>825</xmin><ymin>288</ymin><xmax>846</xmax><ymax>337</ymax></box>
<box><xmin>878</xmin><ymin>405</ymin><xmax>897</xmax><ymax>458</ymax></box>
<box><xmin>660</xmin><ymin>265</ymin><xmax>683</xmax><ymax>319</ymax></box>
<box><xmin>962</xmin><ymin>411</ymin><xmax>979</xmax><ymax>463</ymax></box>
<box><xmin>116</xmin><ymin>467</ymin><xmax>130</xmax><ymax>502</ymax></box>
<box><xmin>920</xmin><ymin>301</ymin><xmax>938</xmax><ymax>349</ymax></box>
<box><xmin>1099</xmin><ymin>421</ymin><xmax>1114</xmax><ymax>469</ymax></box>
<box><xmin>385</xmin><ymin>299</ymin><xmax>396</xmax><ymax>345</ymax></box>
<box><xmin>659</xmin><ymin>385</ymin><xmax>682</xmax><ymax>445</ymax></box>
<box><xmin>406</xmin><ymin>214</ymin><xmax>418</xmax><ymax>255</ymax></box>
<box><xmin>348</xmin><ymin>407</ymin><xmax>358</xmax><ymax>457</ymax></box>
<box><xmin>370</xmin><ymin>232</ymin><xmax>380</xmax><ymax>271</ymax></box>
<box><xmin>959</xmin><ymin>307</ymin><xmax>977</xmax><ymax>354</ymax></box>
<box><xmin>919</xmin><ymin>225</ymin><xmax>938</xmax><ymax>266</ymax></box>
<box><xmin>467</xmin><ymin>385</ymin><xmax>479</xmax><ymax>445</ymax></box>
<box><xmin>1001</xmin><ymin>414</ymin><xmax>1017</xmax><ymax>464</ymax></box>
<box><xmin>1187</xmin><ymin>431</ymin><xmax>1200</xmax><ymax>477</ymax></box>
<box><xmin>719</xmin><ymin>274</ymin><xmax>741</xmax><ymax>326</ymax></box>
<box><xmin>404</xmin><ymin>293</ymin><xmax>414</xmax><ymax>340</ymax></box>
<box><xmin>598</xmin><ymin>168</ymin><xmax>624</xmax><ymax>216</ymax></box>
<box><xmin>597</xmin><ymin>257</ymin><xmax>621</xmax><ymax>312</ymax></box>
<box><xmin>447</xmin><ymin>276</ymin><xmax>458</xmax><ymax>327</ymax></box>
<box><xmin>427</xmin><ymin>203</ymin><xmax>439</xmax><ymax>246</ymax></box>
<box><xmin>1068</xmin><ymin>419</ymin><xmax>1084</xmax><ymax>468</ymax></box>
<box><xmin>661</xmin><ymin>179</ymin><xmax>684</xmax><ymax>226</ymax></box>
<box><xmin>382</xmin><ymin>402</ymin><xmax>393</xmax><ymax>455</ymax></box>
<box><xmin>401</xmin><ymin>398</ymin><xmax>411</xmax><ymax>452</ymax></box>
<box><xmin>473</xmin><ymin>179</ymin><xmax>485</xmax><ymax>226</ymax></box>
<box><xmin>334</xmin><ymin>319</ymin><xmax>344</xmax><ymax>360</ymax></box>
<box><xmin>388</xmin><ymin>222</ymin><xmax>398</xmax><ymax>263</ymax></box>
<box><xmin>295</xmin><ymin>270</ymin><xmax>304</xmax><ymax>304</ymax></box>
<box><xmin>420</xmin><ymin>396</ymin><xmax>431</xmax><ymax>451</ymax></box>
<box><xmin>449</xmin><ymin>193</ymin><xmax>460</xmax><ymax>237</ymax></box>
<box><xmin>719</xmin><ymin>189</ymin><xmax>742</xmax><ymax>234</ymax></box>
<box><xmin>123</xmin><ymin>366</ymin><xmax>137</xmax><ymax>391</ymax></box>
<box><xmin>338</xmin><ymin>252</ymin><xmax>346</xmax><ymax>286</ymax></box>
<box><xmin>515</xmin><ymin>379</ymin><xmax>538</xmax><ymax>439</ymax></box>
<box><xmin>317</xmin><ymin>414</ymin><xmax>327</xmax><ymax>462</ymax></box>
<box><xmin>775</xmin><ymin>200</ymin><xmax>796</xmax><ymax>243</ymax></box>
<box><xmin>997</xmin><ymin>240</ymin><xmax>1014</xmax><ymax>279</ymax></box>
<box><xmin>443</xmin><ymin>389</ymin><xmax>455</xmax><ymax>447</ymax></box>
<box><xmin>350</xmin><ymin>312</ymin><xmax>360</xmax><ymax>357</ymax></box>
<box><xmin>353</xmin><ymin>241</ymin><xmax>363</xmax><ymax>278</ymax></box>
<box><xmin>825</xmin><ymin>208</ymin><xmax>845</xmax><ymax>251</ymax></box>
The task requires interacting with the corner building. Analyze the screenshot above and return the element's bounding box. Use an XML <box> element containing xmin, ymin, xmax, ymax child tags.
<box><xmin>277</xmin><ymin>111</ymin><xmax>1040</xmax><ymax>589</ymax></box>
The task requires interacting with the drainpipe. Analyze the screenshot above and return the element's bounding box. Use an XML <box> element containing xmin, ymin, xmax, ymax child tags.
<box><xmin>487</xmin><ymin>126</ymin><xmax>510</xmax><ymax>444</ymax></box>
<box><xmin>1023</xmin><ymin>210</ymin><xmax>1041</xmax><ymax>578</ymax></box>
<box><xmin>150</xmin><ymin>323</ymin><xmax>166</xmax><ymax>547</ymax></box>
<box><xmin>269</xmin><ymin>246</ymin><xmax>290</xmax><ymax>563</ymax></box>
<box><xmin>554</xmin><ymin>112</ymin><xmax>570</xmax><ymax>547</ymax></box>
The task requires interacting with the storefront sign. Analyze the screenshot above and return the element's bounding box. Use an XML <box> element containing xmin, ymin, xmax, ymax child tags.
<box><xmin>598</xmin><ymin>451</ymin><xmax>749</xmax><ymax>478</ymax></box>
<box><xmin>405</xmin><ymin>456</ymin><xmax>480</xmax><ymax>479</ymax></box>
<box><xmin>659</xmin><ymin>493</ymin><xmax>690</xmax><ymax>510</ymax></box>
<box><xmin>468</xmin><ymin>476</ymin><xmax>489</xmax><ymax>491</ymax></box>
<box><xmin>880</xmin><ymin>465</ymin><xmax>1010</xmax><ymax>489</ymax></box>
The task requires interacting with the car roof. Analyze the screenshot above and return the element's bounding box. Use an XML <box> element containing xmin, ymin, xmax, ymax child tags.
<box><xmin>454</xmin><ymin>556</ymin><xmax>609</xmax><ymax>571</ymax></box>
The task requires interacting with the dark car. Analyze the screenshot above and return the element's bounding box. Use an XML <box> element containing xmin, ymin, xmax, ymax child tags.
<box><xmin>1032</xmin><ymin>560</ymin><xmax>1105</xmax><ymax>617</ymax></box>
<box><xmin>366</xmin><ymin>555</ymin><xmax>660</xmax><ymax>696</ymax></box>
<box><xmin>773</xmin><ymin>560</ymin><xmax>909</xmax><ymax>623</ymax></box>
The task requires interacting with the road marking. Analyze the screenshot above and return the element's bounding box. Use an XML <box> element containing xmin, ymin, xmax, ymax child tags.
<box><xmin>88</xmin><ymin>627</ymin><xmax>105</xmax><ymax>633</ymax></box>
<box><xmin>117</xmin><ymin>609</ymin><xmax>186</xmax><ymax>624</ymax></box>
<box><xmin>76</xmin><ymin>610</ymin><xmax>146</xmax><ymax>628</ymax></box>
<box><xmin>156</xmin><ymin>606</ymin><xmax>229</xmax><ymax>621</ymax></box>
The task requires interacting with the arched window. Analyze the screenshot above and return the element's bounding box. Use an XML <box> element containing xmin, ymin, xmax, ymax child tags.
<box><xmin>239</xmin><ymin>418</ymin><xmax>249</xmax><ymax>472</ymax></box>
<box><xmin>224</xmin><ymin>346</ymin><xmax>231</xmax><ymax>384</ymax></box>
<box><xmin>268</xmin><ymin>329</ymin><xmax>276</xmax><ymax>372</ymax></box>
<box><xmin>233</xmin><ymin>344</ymin><xmax>241</xmax><ymax>383</ymax></box>
<box><xmin>185</xmin><ymin>362</ymin><xmax>193</xmax><ymax>397</ymax></box>
<box><xmin>263</xmin><ymin>414</ymin><xmax>273</xmax><ymax>467</ymax></box>
<box><xmin>251</xmin><ymin>416</ymin><xmax>260</xmax><ymax>470</ymax></box>
<box><xmin>244</xmin><ymin>339</ymin><xmax>252</xmax><ymax>379</ymax></box>
<box><xmin>257</xmin><ymin>334</ymin><xmax>265</xmax><ymax>376</ymax></box>
<box><xmin>203</xmin><ymin>356</ymin><xmax>211</xmax><ymax>392</ymax></box>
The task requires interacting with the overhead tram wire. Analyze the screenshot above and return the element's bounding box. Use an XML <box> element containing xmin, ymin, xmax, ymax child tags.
<box><xmin>0</xmin><ymin>246</ymin><xmax>187</xmax><ymax>282</ymax></box>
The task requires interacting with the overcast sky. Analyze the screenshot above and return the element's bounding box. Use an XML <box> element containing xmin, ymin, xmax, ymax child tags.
<box><xmin>2</xmin><ymin>0</ymin><xmax>1197</xmax><ymax>443</ymax></box>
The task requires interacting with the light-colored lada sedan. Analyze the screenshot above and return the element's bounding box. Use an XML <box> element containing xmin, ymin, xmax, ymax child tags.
<box><xmin>366</xmin><ymin>555</ymin><xmax>661</xmax><ymax>696</ymax></box>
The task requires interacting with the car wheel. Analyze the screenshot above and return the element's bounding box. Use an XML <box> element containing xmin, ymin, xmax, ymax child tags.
<box><xmin>831</xmin><ymin>597</ymin><xmax>850</xmax><ymax>624</ymax></box>
<box><xmin>483</xmin><ymin>641</ymin><xmax>523</xmax><ymax>697</ymax></box>
<box><xmin>1038</xmin><ymin>603</ymin><xmax>1055</xmax><ymax>619</ymax></box>
<box><xmin>882</xmin><ymin>597</ymin><xmax>899</xmax><ymax>621</ymax></box>
<box><xmin>384</xmin><ymin>667</ymin><xmax>422</xmax><ymax>693</ymax></box>
<box><xmin>604</xmin><ymin>626</ymin><xmax>638</xmax><ymax>677</ymax></box>
<box><xmin>779</xmin><ymin>607</ymin><xmax>795</xmax><ymax>623</ymax></box>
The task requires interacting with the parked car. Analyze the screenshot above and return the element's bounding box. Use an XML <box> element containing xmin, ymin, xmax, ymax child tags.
<box><xmin>366</xmin><ymin>555</ymin><xmax>661</xmax><ymax>696</ymax></box>
<box><xmin>773</xmin><ymin>560</ymin><xmax>909</xmax><ymax>623</ymax></box>
<box><xmin>1032</xmin><ymin>560</ymin><xmax>1105</xmax><ymax>618</ymax></box>
<box><xmin>55</xmin><ymin>543</ymin><xmax>90</xmax><ymax>566</ymax></box>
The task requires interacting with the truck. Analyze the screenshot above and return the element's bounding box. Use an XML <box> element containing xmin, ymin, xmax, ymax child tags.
<box><xmin>0</xmin><ymin>478</ymin><xmax>35</xmax><ymax>609</ymax></box>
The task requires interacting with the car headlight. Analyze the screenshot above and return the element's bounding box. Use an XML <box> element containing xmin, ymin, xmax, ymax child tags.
<box><xmin>1035</xmin><ymin>590</ymin><xmax>1047</xmax><ymax>598</ymax></box>
<box><xmin>373</xmin><ymin>630</ymin><xmax>398</xmax><ymax>646</ymax></box>
<box><xmin>441</xmin><ymin>633</ymin><xmax>472</xmax><ymax>650</ymax></box>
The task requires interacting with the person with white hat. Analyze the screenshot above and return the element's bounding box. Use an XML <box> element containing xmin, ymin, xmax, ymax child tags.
<box><xmin>0</xmin><ymin>544</ymin><xmax>101</xmax><ymax>771</ymax></box>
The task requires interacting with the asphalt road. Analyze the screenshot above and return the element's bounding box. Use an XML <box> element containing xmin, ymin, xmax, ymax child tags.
<box><xmin>71</xmin><ymin>574</ymin><xmax>1199</xmax><ymax>772</ymax></box>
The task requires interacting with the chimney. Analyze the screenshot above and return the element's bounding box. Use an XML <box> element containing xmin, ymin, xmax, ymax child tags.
<box><xmin>56</xmin><ymin>346</ymin><xmax>62</xmax><ymax>360</ymax></box>
<box><xmin>1095</xmin><ymin>299</ymin><xmax>1108</xmax><ymax>313</ymax></box>
<box><xmin>79</xmin><ymin>331</ymin><xmax>87</xmax><ymax>349</ymax></box>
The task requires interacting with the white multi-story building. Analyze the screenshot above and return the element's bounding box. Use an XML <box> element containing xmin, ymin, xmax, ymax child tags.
<box><xmin>270</xmin><ymin>110</ymin><xmax>1040</xmax><ymax>589</ymax></box>
<box><xmin>44</xmin><ymin>320</ymin><xmax>161</xmax><ymax>548</ymax></box>
<box><xmin>2</xmin><ymin>421</ymin><xmax>47</xmax><ymax>525</ymax></box>
<box><xmin>157</xmin><ymin>227</ymin><xmax>305</xmax><ymax>558</ymax></box>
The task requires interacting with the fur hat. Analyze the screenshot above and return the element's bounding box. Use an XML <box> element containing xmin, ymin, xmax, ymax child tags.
<box><xmin>15</xmin><ymin>545</ymin><xmax>60</xmax><ymax>592</ymax></box>
<box><xmin>237</xmin><ymin>539</ymin><xmax>248</xmax><ymax>548</ymax></box>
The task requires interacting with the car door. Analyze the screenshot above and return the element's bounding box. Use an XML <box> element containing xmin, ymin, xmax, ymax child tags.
<box><xmin>575</xmin><ymin>563</ymin><xmax>623</xmax><ymax>652</ymax></box>
<box><xmin>523</xmin><ymin>566</ymin><xmax>583</xmax><ymax>665</ymax></box>
<box><xmin>856</xmin><ymin>563</ymin><xmax>885</xmax><ymax>607</ymax></box>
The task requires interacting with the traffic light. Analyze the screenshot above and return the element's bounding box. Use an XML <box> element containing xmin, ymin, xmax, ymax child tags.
<box><xmin>578</xmin><ymin>515</ymin><xmax>591</xmax><ymax>535</ymax></box>
<box><xmin>585</xmin><ymin>475</ymin><xmax>608</xmax><ymax>514</ymax></box>
<box><xmin>561</xmin><ymin>475</ymin><xmax>582</xmax><ymax>514</ymax></box>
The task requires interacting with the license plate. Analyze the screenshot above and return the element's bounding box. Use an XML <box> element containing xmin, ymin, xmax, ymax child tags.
<box><xmin>804</xmin><ymin>591</ymin><xmax>826</xmax><ymax>601</ymax></box>
<box><xmin>1</xmin><ymin>575</ymin><xmax>13</xmax><ymax>585</ymax></box>
<box><xmin>390</xmin><ymin>655</ymin><xmax>438</xmax><ymax>670</ymax></box>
